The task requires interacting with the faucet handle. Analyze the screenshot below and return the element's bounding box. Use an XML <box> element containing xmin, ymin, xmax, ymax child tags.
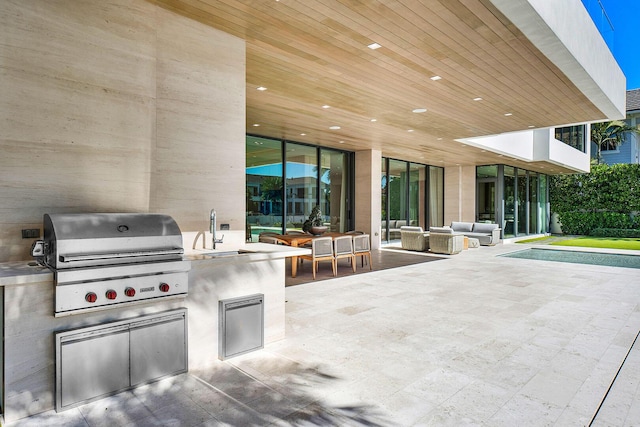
<box><xmin>214</xmin><ymin>234</ymin><xmax>224</xmax><ymax>243</ymax></box>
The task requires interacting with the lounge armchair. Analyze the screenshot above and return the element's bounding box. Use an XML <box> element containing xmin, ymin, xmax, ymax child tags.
<box><xmin>428</xmin><ymin>227</ymin><xmax>464</xmax><ymax>255</ymax></box>
<box><xmin>400</xmin><ymin>226</ymin><xmax>429</xmax><ymax>251</ymax></box>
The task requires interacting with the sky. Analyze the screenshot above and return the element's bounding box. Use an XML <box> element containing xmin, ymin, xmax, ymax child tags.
<box><xmin>583</xmin><ymin>0</ymin><xmax>640</xmax><ymax>90</ymax></box>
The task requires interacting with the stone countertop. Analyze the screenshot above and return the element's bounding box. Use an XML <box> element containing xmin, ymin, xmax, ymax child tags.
<box><xmin>0</xmin><ymin>242</ymin><xmax>309</xmax><ymax>287</ymax></box>
<box><xmin>185</xmin><ymin>242</ymin><xmax>310</xmax><ymax>262</ymax></box>
<box><xmin>0</xmin><ymin>261</ymin><xmax>53</xmax><ymax>286</ymax></box>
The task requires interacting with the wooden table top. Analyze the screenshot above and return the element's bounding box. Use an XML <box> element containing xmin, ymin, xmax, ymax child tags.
<box><xmin>272</xmin><ymin>232</ymin><xmax>347</xmax><ymax>246</ymax></box>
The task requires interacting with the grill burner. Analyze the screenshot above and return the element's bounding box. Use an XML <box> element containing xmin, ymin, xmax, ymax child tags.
<box><xmin>32</xmin><ymin>213</ymin><xmax>190</xmax><ymax>316</ymax></box>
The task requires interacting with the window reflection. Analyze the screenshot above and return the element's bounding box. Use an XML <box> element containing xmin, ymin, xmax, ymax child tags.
<box><xmin>246</xmin><ymin>137</ymin><xmax>283</xmax><ymax>240</ymax></box>
<box><xmin>246</xmin><ymin>137</ymin><xmax>353</xmax><ymax>240</ymax></box>
<box><xmin>381</xmin><ymin>158</ymin><xmax>443</xmax><ymax>242</ymax></box>
<box><xmin>285</xmin><ymin>143</ymin><xmax>317</xmax><ymax>232</ymax></box>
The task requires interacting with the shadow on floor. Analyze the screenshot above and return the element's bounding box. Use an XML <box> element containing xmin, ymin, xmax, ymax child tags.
<box><xmin>191</xmin><ymin>355</ymin><xmax>393</xmax><ymax>426</ymax></box>
<box><xmin>285</xmin><ymin>247</ymin><xmax>444</xmax><ymax>287</ymax></box>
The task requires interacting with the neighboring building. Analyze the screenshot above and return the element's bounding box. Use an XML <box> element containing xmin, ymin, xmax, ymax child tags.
<box><xmin>0</xmin><ymin>0</ymin><xmax>627</xmax><ymax>262</ymax></box>
<box><xmin>597</xmin><ymin>88</ymin><xmax>640</xmax><ymax>165</ymax></box>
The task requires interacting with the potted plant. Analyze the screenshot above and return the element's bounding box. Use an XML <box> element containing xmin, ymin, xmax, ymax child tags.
<box><xmin>302</xmin><ymin>205</ymin><xmax>327</xmax><ymax>235</ymax></box>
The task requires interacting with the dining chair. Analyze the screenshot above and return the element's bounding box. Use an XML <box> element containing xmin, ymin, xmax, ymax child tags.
<box><xmin>333</xmin><ymin>235</ymin><xmax>356</xmax><ymax>274</ymax></box>
<box><xmin>352</xmin><ymin>234</ymin><xmax>372</xmax><ymax>270</ymax></box>
<box><xmin>299</xmin><ymin>236</ymin><xmax>335</xmax><ymax>279</ymax></box>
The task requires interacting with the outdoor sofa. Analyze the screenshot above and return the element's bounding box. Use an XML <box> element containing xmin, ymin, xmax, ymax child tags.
<box><xmin>450</xmin><ymin>221</ymin><xmax>501</xmax><ymax>246</ymax></box>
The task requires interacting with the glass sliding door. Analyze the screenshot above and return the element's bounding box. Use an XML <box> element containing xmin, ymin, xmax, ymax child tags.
<box><xmin>246</xmin><ymin>137</ymin><xmax>283</xmax><ymax>240</ymax></box>
<box><xmin>529</xmin><ymin>173</ymin><xmax>538</xmax><ymax>234</ymax></box>
<box><xmin>381</xmin><ymin>160</ymin><xmax>389</xmax><ymax>241</ymax></box>
<box><xmin>428</xmin><ymin>166</ymin><xmax>444</xmax><ymax>227</ymax></box>
<box><xmin>503</xmin><ymin>166</ymin><xmax>515</xmax><ymax>237</ymax></box>
<box><xmin>388</xmin><ymin>159</ymin><xmax>408</xmax><ymax>237</ymax></box>
<box><xmin>517</xmin><ymin>169</ymin><xmax>528</xmax><ymax>235</ymax></box>
<box><xmin>320</xmin><ymin>149</ymin><xmax>349</xmax><ymax>232</ymax></box>
<box><xmin>381</xmin><ymin>158</ymin><xmax>443</xmax><ymax>242</ymax></box>
<box><xmin>285</xmin><ymin>143</ymin><xmax>318</xmax><ymax>232</ymax></box>
<box><xmin>409</xmin><ymin>163</ymin><xmax>426</xmax><ymax>228</ymax></box>
<box><xmin>476</xmin><ymin>165</ymin><xmax>498</xmax><ymax>223</ymax></box>
<box><xmin>247</xmin><ymin>136</ymin><xmax>353</xmax><ymax>239</ymax></box>
<box><xmin>539</xmin><ymin>174</ymin><xmax>549</xmax><ymax>234</ymax></box>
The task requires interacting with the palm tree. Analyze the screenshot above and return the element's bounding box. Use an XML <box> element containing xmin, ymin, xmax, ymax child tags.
<box><xmin>591</xmin><ymin>120</ymin><xmax>640</xmax><ymax>163</ymax></box>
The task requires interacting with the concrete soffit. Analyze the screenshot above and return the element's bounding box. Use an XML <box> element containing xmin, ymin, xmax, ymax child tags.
<box><xmin>488</xmin><ymin>0</ymin><xmax>626</xmax><ymax>120</ymax></box>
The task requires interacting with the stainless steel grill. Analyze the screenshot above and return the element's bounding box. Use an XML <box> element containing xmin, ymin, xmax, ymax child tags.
<box><xmin>32</xmin><ymin>213</ymin><xmax>190</xmax><ymax>316</ymax></box>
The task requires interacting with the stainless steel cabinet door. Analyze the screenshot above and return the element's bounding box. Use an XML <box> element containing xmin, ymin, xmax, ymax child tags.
<box><xmin>220</xmin><ymin>295</ymin><xmax>264</xmax><ymax>359</ymax></box>
<box><xmin>59</xmin><ymin>326</ymin><xmax>130</xmax><ymax>409</ymax></box>
<box><xmin>129</xmin><ymin>312</ymin><xmax>187</xmax><ymax>386</ymax></box>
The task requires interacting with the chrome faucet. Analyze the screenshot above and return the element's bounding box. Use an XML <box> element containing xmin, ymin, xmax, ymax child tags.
<box><xmin>210</xmin><ymin>209</ymin><xmax>224</xmax><ymax>249</ymax></box>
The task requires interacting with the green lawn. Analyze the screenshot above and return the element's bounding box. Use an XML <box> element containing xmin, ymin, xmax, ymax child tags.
<box><xmin>515</xmin><ymin>236</ymin><xmax>555</xmax><ymax>244</ymax></box>
<box><xmin>549</xmin><ymin>237</ymin><xmax>640</xmax><ymax>251</ymax></box>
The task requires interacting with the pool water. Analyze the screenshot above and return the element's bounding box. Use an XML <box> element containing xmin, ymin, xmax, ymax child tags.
<box><xmin>501</xmin><ymin>248</ymin><xmax>640</xmax><ymax>269</ymax></box>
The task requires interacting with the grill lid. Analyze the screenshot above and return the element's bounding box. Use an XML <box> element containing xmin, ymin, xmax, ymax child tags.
<box><xmin>38</xmin><ymin>213</ymin><xmax>184</xmax><ymax>269</ymax></box>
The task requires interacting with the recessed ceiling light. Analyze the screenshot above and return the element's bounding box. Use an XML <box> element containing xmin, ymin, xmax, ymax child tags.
<box><xmin>412</xmin><ymin>108</ymin><xmax>427</xmax><ymax>113</ymax></box>
<box><xmin>368</xmin><ymin>42</ymin><xmax>382</xmax><ymax>50</ymax></box>
<box><xmin>253</xmin><ymin>124</ymin><xmax>260</xmax><ymax>127</ymax></box>
<box><xmin>256</xmin><ymin>86</ymin><xmax>267</xmax><ymax>91</ymax></box>
<box><xmin>504</xmin><ymin>113</ymin><xmax>513</xmax><ymax>116</ymax></box>
<box><xmin>339</xmin><ymin>140</ymin><xmax>345</xmax><ymax>144</ymax></box>
<box><xmin>430</xmin><ymin>75</ymin><xmax>442</xmax><ymax>81</ymax></box>
<box><xmin>300</xmin><ymin>133</ymin><xmax>306</xmax><ymax>136</ymax></box>
<box><xmin>329</xmin><ymin>126</ymin><xmax>341</xmax><ymax>130</ymax></box>
<box><xmin>437</xmin><ymin>137</ymin><xmax>442</xmax><ymax>140</ymax></box>
<box><xmin>528</xmin><ymin>125</ymin><xmax>535</xmax><ymax>128</ymax></box>
<box><xmin>407</xmin><ymin>129</ymin><xmax>414</xmax><ymax>132</ymax></box>
<box><xmin>473</xmin><ymin>97</ymin><xmax>483</xmax><ymax>101</ymax></box>
<box><xmin>322</xmin><ymin>105</ymin><xmax>330</xmax><ymax>109</ymax></box>
<box><xmin>370</xmin><ymin>118</ymin><xmax>377</xmax><ymax>122</ymax></box>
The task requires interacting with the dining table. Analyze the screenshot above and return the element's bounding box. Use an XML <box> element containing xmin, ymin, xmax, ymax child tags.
<box><xmin>272</xmin><ymin>232</ymin><xmax>346</xmax><ymax>278</ymax></box>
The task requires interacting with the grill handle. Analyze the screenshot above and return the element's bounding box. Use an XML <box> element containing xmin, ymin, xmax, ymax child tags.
<box><xmin>59</xmin><ymin>248</ymin><xmax>184</xmax><ymax>263</ymax></box>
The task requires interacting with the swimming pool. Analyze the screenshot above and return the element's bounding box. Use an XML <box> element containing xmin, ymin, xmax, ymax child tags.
<box><xmin>500</xmin><ymin>248</ymin><xmax>640</xmax><ymax>269</ymax></box>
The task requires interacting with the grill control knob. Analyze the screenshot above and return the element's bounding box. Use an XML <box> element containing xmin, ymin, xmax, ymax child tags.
<box><xmin>159</xmin><ymin>283</ymin><xmax>170</xmax><ymax>292</ymax></box>
<box><xmin>105</xmin><ymin>290</ymin><xmax>117</xmax><ymax>300</ymax></box>
<box><xmin>85</xmin><ymin>292</ymin><xmax>97</xmax><ymax>303</ymax></box>
<box><xmin>124</xmin><ymin>287</ymin><xmax>136</xmax><ymax>297</ymax></box>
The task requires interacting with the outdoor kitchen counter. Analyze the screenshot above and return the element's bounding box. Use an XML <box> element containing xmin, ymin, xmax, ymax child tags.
<box><xmin>184</xmin><ymin>241</ymin><xmax>307</xmax><ymax>370</ymax></box>
<box><xmin>0</xmin><ymin>242</ymin><xmax>303</xmax><ymax>423</ymax></box>
<box><xmin>0</xmin><ymin>261</ymin><xmax>52</xmax><ymax>286</ymax></box>
<box><xmin>0</xmin><ymin>242</ymin><xmax>309</xmax><ymax>286</ymax></box>
<box><xmin>184</xmin><ymin>241</ymin><xmax>310</xmax><ymax>262</ymax></box>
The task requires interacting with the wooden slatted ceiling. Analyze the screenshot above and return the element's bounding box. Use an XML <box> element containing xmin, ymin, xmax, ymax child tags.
<box><xmin>152</xmin><ymin>0</ymin><xmax>605</xmax><ymax>172</ymax></box>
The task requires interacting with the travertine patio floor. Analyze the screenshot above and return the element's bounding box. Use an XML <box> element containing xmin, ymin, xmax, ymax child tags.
<box><xmin>6</xmin><ymin>243</ymin><xmax>640</xmax><ymax>426</ymax></box>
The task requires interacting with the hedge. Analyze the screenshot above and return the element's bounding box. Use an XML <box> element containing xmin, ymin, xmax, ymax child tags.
<box><xmin>550</xmin><ymin>163</ymin><xmax>640</xmax><ymax>235</ymax></box>
<box><xmin>590</xmin><ymin>228</ymin><xmax>640</xmax><ymax>238</ymax></box>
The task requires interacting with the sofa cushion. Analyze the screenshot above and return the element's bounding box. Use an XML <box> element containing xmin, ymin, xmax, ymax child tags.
<box><xmin>401</xmin><ymin>226</ymin><xmax>423</xmax><ymax>232</ymax></box>
<box><xmin>472</xmin><ymin>222</ymin><xmax>499</xmax><ymax>233</ymax></box>
<box><xmin>451</xmin><ymin>221</ymin><xmax>473</xmax><ymax>232</ymax></box>
<box><xmin>395</xmin><ymin>220</ymin><xmax>407</xmax><ymax>228</ymax></box>
<box><xmin>429</xmin><ymin>226</ymin><xmax>454</xmax><ymax>234</ymax></box>
<box><xmin>464</xmin><ymin>232</ymin><xmax>492</xmax><ymax>245</ymax></box>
